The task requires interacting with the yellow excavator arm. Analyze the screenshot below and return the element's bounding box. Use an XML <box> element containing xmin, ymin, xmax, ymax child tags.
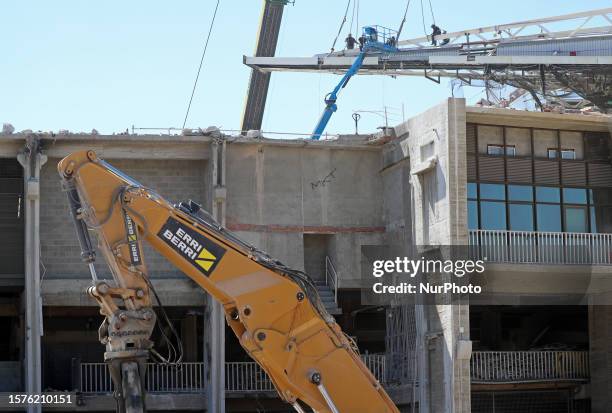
<box><xmin>58</xmin><ymin>150</ymin><xmax>399</xmax><ymax>413</ymax></box>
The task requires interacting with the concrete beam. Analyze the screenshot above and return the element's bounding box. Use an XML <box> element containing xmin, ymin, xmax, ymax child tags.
<box><xmin>466</xmin><ymin>106</ymin><xmax>612</xmax><ymax>132</ymax></box>
<box><xmin>42</xmin><ymin>279</ymin><xmax>206</xmax><ymax>306</ymax></box>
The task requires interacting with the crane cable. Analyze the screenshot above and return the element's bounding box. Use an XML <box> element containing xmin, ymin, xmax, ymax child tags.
<box><xmin>419</xmin><ymin>0</ymin><xmax>427</xmax><ymax>36</ymax></box>
<box><xmin>182</xmin><ymin>0</ymin><xmax>221</xmax><ymax>129</ymax></box>
<box><xmin>329</xmin><ymin>0</ymin><xmax>352</xmax><ymax>53</ymax></box>
<box><xmin>396</xmin><ymin>0</ymin><xmax>412</xmax><ymax>42</ymax></box>
<box><xmin>349</xmin><ymin>0</ymin><xmax>358</xmax><ymax>36</ymax></box>
<box><xmin>428</xmin><ymin>0</ymin><xmax>437</xmax><ymax>25</ymax></box>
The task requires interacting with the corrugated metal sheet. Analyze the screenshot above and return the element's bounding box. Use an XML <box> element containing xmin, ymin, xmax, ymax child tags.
<box><xmin>588</xmin><ymin>163</ymin><xmax>612</xmax><ymax>187</ymax></box>
<box><xmin>467</xmin><ymin>154</ymin><xmax>477</xmax><ymax>180</ymax></box>
<box><xmin>466</xmin><ymin>123</ymin><xmax>477</xmax><ymax>153</ymax></box>
<box><xmin>585</xmin><ymin>132</ymin><xmax>611</xmax><ymax>162</ymax></box>
<box><xmin>534</xmin><ymin>159</ymin><xmax>560</xmax><ymax>185</ymax></box>
<box><xmin>478</xmin><ymin>157</ymin><xmax>505</xmax><ymax>182</ymax></box>
<box><xmin>561</xmin><ymin>161</ymin><xmax>587</xmax><ymax>186</ymax></box>
<box><xmin>507</xmin><ymin>158</ymin><xmax>533</xmax><ymax>183</ymax></box>
<box><xmin>497</xmin><ymin>35</ymin><xmax>612</xmax><ymax>56</ymax></box>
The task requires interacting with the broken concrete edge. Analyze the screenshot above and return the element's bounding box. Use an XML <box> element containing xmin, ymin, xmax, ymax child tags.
<box><xmin>0</xmin><ymin>132</ymin><xmax>382</xmax><ymax>152</ymax></box>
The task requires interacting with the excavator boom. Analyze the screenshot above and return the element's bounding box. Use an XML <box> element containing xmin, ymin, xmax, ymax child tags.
<box><xmin>58</xmin><ymin>150</ymin><xmax>399</xmax><ymax>413</ymax></box>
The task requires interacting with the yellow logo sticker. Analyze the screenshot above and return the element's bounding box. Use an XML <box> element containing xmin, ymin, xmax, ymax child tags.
<box><xmin>195</xmin><ymin>248</ymin><xmax>217</xmax><ymax>271</ymax></box>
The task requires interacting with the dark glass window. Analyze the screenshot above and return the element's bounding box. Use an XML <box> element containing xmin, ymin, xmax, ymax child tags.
<box><xmin>564</xmin><ymin>207</ymin><xmax>587</xmax><ymax>233</ymax></box>
<box><xmin>536</xmin><ymin>187</ymin><xmax>560</xmax><ymax>203</ymax></box>
<box><xmin>505</xmin><ymin>146</ymin><xmax>516</xmax><ymax>156</ymax></box>
<box><xmin>509</xmin><ymin>204</ymin><xmax>534</xmax><ymax>231</ymax></box>
<box><xmin>537</xmin><ymin>204</ymin><xmax>561</xmax><ymax>232</ymax></box>
<box><xmin>480</xmin><ymin>183</ymin><xmax>505</xmax><ymax>200</ymax></box>
<box><xmin>468</xmin><ymin>200</ymin><xmax>478</xmax><ymax>230</ymax></box>
<box><xmin>590</xmin><ymin>206</ymin><xmax>612</xmax><ymax>233</ymax></box>
<box><xmin>480</xmin><ymin>201</ymin><xmax>506</xmax><ymax>230</ymax></box>
<box><xmin>508</xmin><ymin>185</ymin><xmax>533</xmax><ymax>202</ymax></box>
<box><xmin>590</xmin><ymin>188</ymin><xmax>612</xmax><ymax>205</ymax></box>
<box><xmin>563</xmin><ymin>188</ymin><xmax>587</xmax><ymax>205</ymax></box>
<box><xmin>467</xmin><ymin>183</ymin><xmax>477</xmax><ymax>199</ymax></box>
<box><xmin>548</xmin><ymin>149</ymin><xmax>557</xmax><ymax>159</ymax></box>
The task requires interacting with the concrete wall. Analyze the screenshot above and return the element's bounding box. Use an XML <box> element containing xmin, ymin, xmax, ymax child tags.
<box><xmin>40</xmin><ymin>158</ymin><xmax>208</xmax><ymax>279</ymax></box>
<box><xmin>533</xmin><ymin>129</ymin><xmax>557</xmax><ymax>158</ymax></box>
<box><xmin>506</xmin><ymin>127</ymin><xmax>531</xmax><ymax>156</ymax></box>
<box><xmin>224</xmin><ymin>143</ymin><xmax>384</xmax><ymax>287</ymax></box>
<box><xmin>388</xmin><ymin>98</ymin><xmax>471</xmax><ymax>412</ymax></box>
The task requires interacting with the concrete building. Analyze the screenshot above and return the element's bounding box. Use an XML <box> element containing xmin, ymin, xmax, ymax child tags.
<box><xmin>0</xmin><ymin>99</ymin><xmax>610</xmax><ymax>412</ymax></box>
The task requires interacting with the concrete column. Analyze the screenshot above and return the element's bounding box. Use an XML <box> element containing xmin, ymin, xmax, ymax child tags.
<box><xmin>392</xmin><ymin>98</ymin><xmax>471</xmax><ymax>412</ymax></box>
<box><xmin>203</xmin><ymin>139</ymin><xmax>226</xmax><ymax>412</ymax></box>
<box><xmin>17</xmin><ymin>137</ymin><xmax>47</xmax><ymax>413</ymax></box>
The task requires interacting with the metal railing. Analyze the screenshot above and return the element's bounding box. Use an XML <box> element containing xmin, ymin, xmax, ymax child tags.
<box><xmin>80</xmin><ymin>362</ymin><xmax>205</xmax><ymax>394</ymax></box>
<box><xmin>469</xmin><ymin>229</ymin><xmax>612</xmax><ymax>265</ymax></box>
<box><xmin>225</xmin><ymin>362</ymin><xmax>275</xmax><ymax>393</ymax></box>
<box><xmin>471</xmin><ymin>351</ymin><xmax>590</xmax><ymax>383</ymax></box>
<box><xmin>362</xmin><ymin>354</ymin><xmax>386</xmax><ymax>383</ymax></box>
<box><xmin>79</xmin><ymin>351</ymin><xmax>589</xmax><ymax>394</ymax></box>
<box><xmin>325</xmin><ymin>256</ymin><xmax>339</xmax><ymax>305</ymax></box>
<box><xmin>226</xmin><ymin>354</ymin><xmax>386</xmax><ymax>393</ymax></box>
<box><xmin>80</xmin><ymin>355</ymin><xmax>386</xmax><ymax>394</ymax></box>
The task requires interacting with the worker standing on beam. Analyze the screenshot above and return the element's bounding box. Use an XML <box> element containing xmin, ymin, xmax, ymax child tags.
<box><xmin>358</xmin><ymin>33</ymin><xmax>367</xmax><ymax>51</ymax></box>
<box><xmin>345</xmin><ymin>33</ymin><xmax>357</xmax><ymax>50</ymax></box>
<box><xmin>431</xmin><ymin>24</ymin><xmax>442</xmax><ymax>45</ymax></box>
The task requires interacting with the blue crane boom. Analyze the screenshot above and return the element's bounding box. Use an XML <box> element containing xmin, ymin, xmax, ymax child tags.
<box><xmin>311</xmin><ymin>26</ymin><xmax>398</xmax><ymax>140</ymax></box>
<box><xmin>311</xmin><ymin>52</ymin><xmax>366</xmax><ymax>140</ymax></box>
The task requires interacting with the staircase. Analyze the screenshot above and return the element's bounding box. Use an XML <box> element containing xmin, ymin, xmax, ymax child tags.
<box><xmin>314</xmin><ymin>281</ymin><xmax>341</xmax><ymax>315</ymax></box>
<box><xmin>315</xmin><ymin>257</ymin><xmax>341</xmax><ymax>315</ymax></box>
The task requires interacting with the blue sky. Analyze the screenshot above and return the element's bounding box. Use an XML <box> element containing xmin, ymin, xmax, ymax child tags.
<box><xmin>2</xmin><ymin>1</ymin><xmax>609</xmax><ymax>136</ymax></box>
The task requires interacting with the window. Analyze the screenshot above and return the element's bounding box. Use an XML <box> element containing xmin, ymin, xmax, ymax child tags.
<box><xmin>488</xmin><ymin>145</ymin><xmax>504</xmax><ymax>156</ymax></box>
<box><xmin>564</xmin><ymin>207</ymin><xmax>587</xmax><ymax>233</ymax></box>
<box><xmin>536</xmin><ymin>187</ymin><xmax>560</xmax><ymax>203</ymax></box>
<box><xmin>590</xmin><ymin>206</ymin><xmax>612</xmax><ymax>233</ymax></box>
<box><xmin>468</xmin><ymin>200</ymin><xmax>478</xmax><ymax>230</ymax></box>
<box><xmin>547</xmin><ymin>148</ymin><xmax>576</xmax><ymax>160</ymax></box>
<box><xmin>480</xmin><ymin>183</ymin><xmax>505</xmax><ymax>200</ymax></box>
<box><xmin>590</xmin><ymin>188</ymin><xmax>612</xmax><ymax>205</ymax></box>
<box><xmin>537</xmin><ymin>204</ymin><xmax>562</xmax><ymax>232</ymax></box>
<box><xmin>487</xmin><ymin>144</ymin><xmax>516</xmax><ymax>156</ymax></box>
<box><xmin>563</xmin><ymin>188</ymin><xmax>587</xmax><ymax>205</ymax></box>
<box><xmin>468</xmin><ymin>183</ymin><xmax>609</xmax><ymax>233</ymax></box>
<box><xmin>467</xmin><ymin>183</ymin><xmax>478</xmax><ymax>199</ymax></box>
<box><xmin>509</xmin><ymin>204</ymin><xmax>534</xmax><ymax>231</ymax></box>
<box><xmin>508</xmin><ymin>185</ymin><xmax>533</xmax><ymax>202</ymax></box>
<box><xmin>561</xmin><ymin>149</ymin><xmax>576</xmax><ymax>160</ymax></box>
<box><xmin>480</xmin><ymin>201</ymin><xmax>506</xmax><ymax>230</ymax></box>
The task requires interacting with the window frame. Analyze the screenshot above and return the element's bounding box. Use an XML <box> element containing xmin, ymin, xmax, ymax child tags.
<box><xmin>487</xmin><ymin>144</ymin><xmax>516</xmax><ymax>156</ymax></box>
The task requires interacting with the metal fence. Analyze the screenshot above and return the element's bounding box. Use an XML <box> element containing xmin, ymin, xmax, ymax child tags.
<box><xmin>80</xmin><ymin>362</ymin><xmax>205</xmax><ymax>394</ymax></box>
<box><xmin>471</xmin><ymin>351</ymin><xmax>590</xmax><ymax>383</ymax></box>
<box><xmin>225</xmin><ymin>355</ymin><xmax>386</xmax><ymax>393</ymax></box>
<box><xmin>80</xmin><ymin>355</ymin><xmax>387</xmax><ymax>394</ymax></box>
<box><xmin>469</xmin><ymin>229</ymin><xmax>612</xmax><ymax>265</ymax></box>
<box><xmin>225</xmin><ymin>362</ymin><xmax>274</xmax><ymax>393</ymax></box>
<box><xmin>79</xmin><ymin>351</ymin><xmax>590</xmax><ymax>394</ymax></box>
